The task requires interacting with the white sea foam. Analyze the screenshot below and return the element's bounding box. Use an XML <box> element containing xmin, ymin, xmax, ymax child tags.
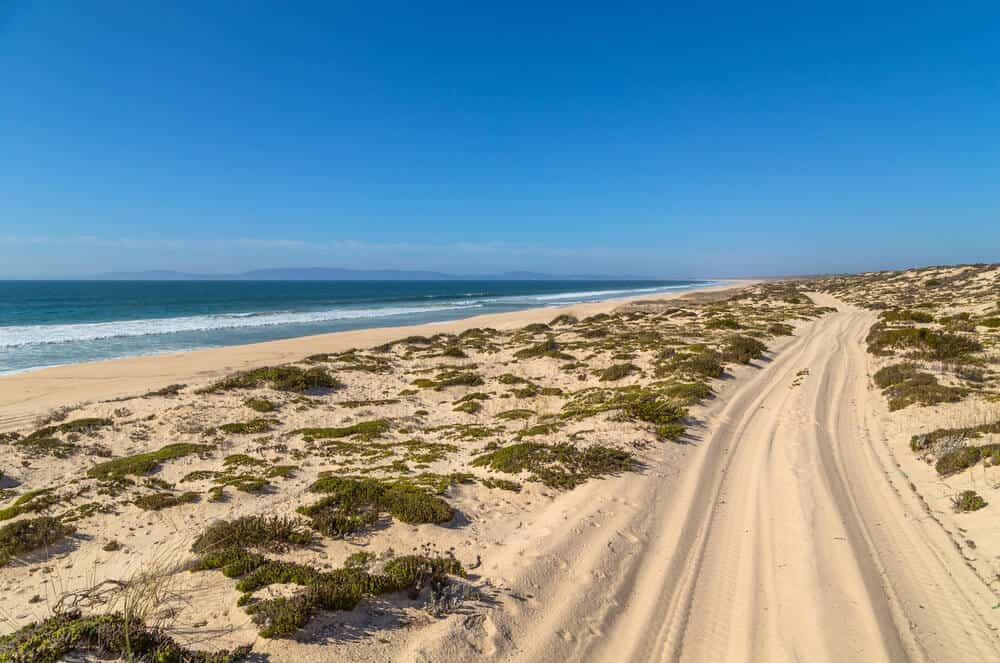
<box><xmin>0</xmin><ymin>302</ymin><xmax>484</xmax><ymax>348</ymax></box>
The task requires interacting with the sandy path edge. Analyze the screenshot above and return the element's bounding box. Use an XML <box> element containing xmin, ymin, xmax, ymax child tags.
<box><xmin>0</xmin><ymin>281</ymin><xmax>748</xmax><ymax>431</ymax></box>
<box><xmin>398</xmin><ymin>294</ymin><xmax>1000</xmax><ymax>662</ymax></box>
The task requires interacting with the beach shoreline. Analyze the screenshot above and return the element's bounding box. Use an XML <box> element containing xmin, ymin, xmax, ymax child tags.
<box><xmin>0</xmin><ymin>279</ymin><xmax>748</xmax><ymax>429</ymax></box>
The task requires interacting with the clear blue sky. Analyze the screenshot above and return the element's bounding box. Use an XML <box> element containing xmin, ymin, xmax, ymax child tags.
<box><xmin>1</xmin><ymin>1</ymin><xmax>998</xmax><ymax>278</ymax></box>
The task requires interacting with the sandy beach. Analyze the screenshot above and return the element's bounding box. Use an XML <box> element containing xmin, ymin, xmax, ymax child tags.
<box><xmin>2</xmin><ymin>271</ymin><xmax>999</xmax><ymax>662</ymax></box>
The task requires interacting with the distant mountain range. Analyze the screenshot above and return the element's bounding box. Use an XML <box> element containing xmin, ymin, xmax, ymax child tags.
<box><xmin>92</xmin><ymin>268</ymin><xmax>668</xmax><ymax>281</ymax></box>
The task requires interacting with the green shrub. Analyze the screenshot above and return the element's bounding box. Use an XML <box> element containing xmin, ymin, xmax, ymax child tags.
<box><xmin>87</xmin><ymin>443</ymin><xmax>212</xmax><ymax>479</ymax></box>
<box><xmin>549</xmin><ymin>314</ymin><xmax>578</xmax><ymax>326</ymax></box>
<box><xmin>192</xmin><ymin>516</ymin><xmax>313</xmax><ymax>554</ymax></box>
<box><xmin>244</xmin><ymin>398</ymin><xmax>276</xmax><ymax>413</ymax></box>
<box><xmin>935</xmin><ymin>444</ymin><xmax>1000</xmax><ymax>476</ymax></box>
<box><xmin>706</xmin><ymin>317</ymin><xmax>741</xmax><ymax>330</ymax></box>
<box><xmin>866</xmin><ymin>325</ymin><xmax>981</xmax><ymax>360</ymax></box>
<box><xmin>722</xmin><ymin>335</ymin><xmax>767</xmax><ymax>364</ymax></box>
<box><xmin>880</xmin><ymin>309</ymin><xmax>935</xmax><ymax>323</ymax></box>
<box><xmin>513</xmin><ymin>338</ymin><xmax>573</xmax><ymax>361</ymax></box>
<box><xmin>133</xmin><ymin>491</ymin><xmax>200</xmax><ymax>511</ymax></box>
<box><xmin>199</xmin><ymin>366</ymin><xmax>343</xmax><ymax>394</ymax></box>
<box><xmin>599</xmin><ymin>363</ymin><xmax>638</xmax><ymax>382</ymax></box>
<box><xmin>472</xmin><ymin>442</ymin><xmax>635</xmax><ymax>489</ymax></box>
<box><xmin>662</xmin><ymin>382</ymin><xmax>712</xmax><ymax>404</ymax></box>
<box><xmin>0</xmin><ymin>489</ymin><xmax>59</xmax><ymax>522</ymax></box>
<box><xmin>0</xmin><ymin>516</ymin><xmax>74</xmax><ymax>567</ymax></box>
<box><xmin>952</xmin><ymin>490</ymin><xmax>987</xmax><ymax>512</ymax></box>
<box><xmin>677</xmin><ymin>351</ymin><xmax>724</xmax><ymax>378</ymax></box>
<box><xmin>766</xmin><ymin>322</ymin><xmax>794</xmax><ymax>336</ymax></box>
<box><xmin>24</xmin><ymin>417</ymin><xmax>112</xmax><ymax>441</ymax></box>
<box><xmin>297</xmin><ymin>477</ymin><xmax>453</xmax><ymax>536</ymax></box>
<box><xmin>0</xmin><ymin>611</ymin><xmax>251</xmax><ymax>662</ymax></box>
<box><xmin>296</xmin><ymin>420</ymin><xmax>390</xmax><ymax>442</ymax></box>
<box><xmin>219</xmin><ymin>418</ymin><xmax>278</xmax><ymax>434</ymax></box>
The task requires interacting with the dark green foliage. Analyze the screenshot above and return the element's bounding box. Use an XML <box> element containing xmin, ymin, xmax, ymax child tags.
<box><xmin>866</xmin><ymin>325</ymin><xmax>982</xmax><ymax>360</ymax></box>
<box><xmin>513</xmin><ymin>338</ymin><xmax>573</xmax><ymax>360</ymax></box>
<box><xmin>133</xmin><ymin>491</ymin><xmax>200</xmax><ymax>511</ymax></box>
<box><xmin>0</xmin><ymin>611</ymin><xmax>251</xmax><ymax>663</ymax></box>
<box><xmin>706</xmin><ymin>317</ymin><xmax>741</xmax><ymax>330</ymax></box>
<box><xmin>721</xmin><ymin>335</ymin><xmax>767</xmax><ymax>364</ymax></box>
<box><xmin>12</xmin><ymin>437</ymin><xmax>77</xmax><ymax>459</ymax></box>
<box><xmin>952</xmin><ymin>490</ymin><xmax>987</xmax><ymax>512</ymax></box>
<box><xmin>192</xmin><ymin>516</ymin><xmax>313</xmax><ymax>554</ymax></box>
<box><xmin>439</xmin><ymin>345</ymin><xmax>467</xmax><ymax>358</ymax></box>
<box><xmin>219</xmin><ymin>418</ymin><xmax>278</xmax><ymax>434</ymax></box>
<box><xmin>143</xmin><ymin>383</ymin><xmax>187</xmax><ymax>398</ymax></box>
<box><xmin>296</xmin><ymin>419</ymin><xmax>390</xmax><ymax>442</ymax></box>
<box><xmin>412</xmin><ymin>370</ymin><xmax>484</xmax><ymax>390</ymax></box>
<box><xmin>0</xmin><ymin>516</ymin><xmax>74</xmax><ymax>566</ymax></box>
<box><xmin>199</xmin><ymin>366</ymin><xmax>343</xmax><ymax>394</ymax></box>
<box><xmin>549</xmin><ymin>314</ymin><xmax>578</xmax><ymax>326</ymax></box>
<box><xmin>87</xmin><ymin>443</ymin><xmax>212</xmax><ymax>479</ymax></box>
<box><xmin>872</xmin><ymin>364</ymin><xmax>966</xmax><ymax>410</ymax></box>
<box><xmin>766</xmin><ymin>322</ymin><xmax>794</xmax><ymax>336</ymax></box>
<box><xmin>978</xmin><ymin>317</ymin><xmax>1000</xmax><ymax>328</ymax></box>
<box><xmin>25</xmin><ymin>418</ymin><xmax>112</xmax><ymax>441</ymax></box>
<box><xmin>218</xmin><ymin>553</ymin><xmax>464</xmax><ymax>638</ymax></box>
<box><xmin>873</xmin><ymin>363</ymin><xmax>921</xmax><ymax>389</ymax></box>
<box><xmin>662</xmin><ymin>382</ymin><xmax>712</xmax><ymax>404</ymax></box>
<box><xmin>910</xmin><ymin>419</ymin><xmax>1000</xmax><ymax>452</ymax></box>
<box><xmin>243</xmin><ymin>398</ymin><xmax>276</xmax><ymax>413</ymax></box>
<box><xmin>621</xmin><ymin>391</ymin><xmax>686</xmax><ymax>427</ymax></box>
<box><xmin>298</xmin><ymin>477</ymin><xmax>453</xmax><ymax>536</ymax></box>
<box><xmin>880</xmin><ymin>309</ymin><xmax>935</xmax><ymax>323</ymax></box>
<box><xmin>677</xmin><ymin>351</ymin><xmax>724</xmax><ymax>378</ymax></box>
<box><xmin>935</xmin><ymin>444</ymin><xmax>1000</xmax><ymax>476</ymax></box>
<box><xmin>496</xmin><ymin>408</ymin><xmax>535</xmax><ymax>420</ymax></box>
<box><xmin>599</xmin><ymin>363</ymin><xmax>638</xmax><ymax>382</ymax></box>
<box><xmin>0</xmin><ymin>489</ymin><xmax>60</xmax><ymax>522</ymax></box>
<box><xmin>480</xmin><ymin>477</ymin><xmax>521</xmax><ymax>491</ymax></box>
<box><xmin>472</xmin><ymin>442</ymin><xmax>635</xmax><ymax>489</ymax></box>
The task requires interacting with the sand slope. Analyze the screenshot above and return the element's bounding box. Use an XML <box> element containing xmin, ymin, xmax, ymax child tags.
<box><xmin>404</xmin><ymin>294</ymin><xmax>1000</xmax><ymax>662</ymax></box>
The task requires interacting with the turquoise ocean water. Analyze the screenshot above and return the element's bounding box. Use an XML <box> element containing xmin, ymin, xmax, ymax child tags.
<box><xmin>0</xmin><ymin>280</ymin><xmax>711</xmax><ymax>374</ymax></box>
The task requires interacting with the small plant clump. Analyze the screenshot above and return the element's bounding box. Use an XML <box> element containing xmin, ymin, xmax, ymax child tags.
<box><xmin>871</xmin><ymin>364</ymin><xmax>966</xmax><ymax>411</ymax></box>
<box><xmin>599</xmin><ymin>363</ymin><xmax>639</xmax><ymax>382</ymax></box>
<box><xmin>133</xmin><ymin>491</ymin><xmax>200</xmax><ymax>511</ymax></box>
<box><xmin>0</xmin><ymin>610</ymin><xmax>251</xmax><ymax>662</ymax></box>
<box><xmin>243</xmin><ymin>398</ymin><xmax>276</xmax><ymax>413</ymax></box>
<box><xmin>199</xmin><ymin>366</ymin><xmax>343</xmax><ymax>394</ymax></box>
<box><xmin>297</xmin><ymin>476</ymin><xmax>453</xmax><ymax>537</ymax></box>
<box><xmin>472</xmin><ymin>442</ymin><xmax>635</xmax><ymax>489</ymax></box>
<box><xmin>192</xmin><ymin>549</ymin><xmax>465</xmax><ymax>639</ymax></box>
<box><xmin>935</xmin><ymin>444</ymin><xmax>1000</xmax><ymax>476</ymax></box>
<box><xmin>296</xmin><ymin>419</ymin><xmax>390</xmax><ymax>442</ymax></box>
<box><xmin>192</xmin><ymin>515</ymin><xmax>313</xmax><ymax>554</ymax></box>
<box><xmin>721</xmin><ymin>335</ymin><xmax>767</xmax><ymax>364</ymax></box>
<box><xmin>87</xmin><ymin>443</ymin><xmax>213</xmax><ymax>479</ymax></box>
<box><xmin>952</xmin><ymin>490</ymin><xmax>987</xmax><ymax>512</ymax></box>
<box><xmin>219</xmin><ymin>418</ymin><xmax>279</xmax><ymax>434</ymax></box>
<box><xmin>0</xmin><ymin>516</ymin><xmax>75</xmax><ymax>567</ymax></box>
<box><xmin>513</xmin><ymin>338</ymin><xmax>574</xmax><ymax>361</ymax></box>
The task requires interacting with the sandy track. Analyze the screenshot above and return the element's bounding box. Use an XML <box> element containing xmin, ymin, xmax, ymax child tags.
<box><xmin>406</xmin><ymin>296</ymin><xmax>1000</xmax><ymax>662</ymax></box>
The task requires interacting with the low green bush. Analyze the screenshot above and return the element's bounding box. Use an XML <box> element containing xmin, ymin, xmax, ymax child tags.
<box><xmin>0</xmin><ymin>516</ymin><xmax>74</xmax><ymax>567</ymax></box>
<box><xmin>0</xmin><ymin>611</ymin><xmax>251</xmax><ymax>662</ymax></box>
<box><xmin>199</xmin><ymin>366</ymin><xmax>343</xmax><ymax>394</ymax></box>
<box><xmin>87</xmin><ymin>443</ymin><xmax>213</xmax><ymax>479</ymax></box>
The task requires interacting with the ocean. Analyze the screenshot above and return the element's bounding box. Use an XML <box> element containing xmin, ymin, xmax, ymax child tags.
<box><xmin>0</xmin><ymin>279</ymin><xmax>711</xmax><ymax>375</ymax></box>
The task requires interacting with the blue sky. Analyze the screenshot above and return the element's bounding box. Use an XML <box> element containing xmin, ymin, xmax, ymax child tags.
<box><xmin>1</xmin><ymin>1</ymin><xmax>998</xmax><ymax>278</ymax></box>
